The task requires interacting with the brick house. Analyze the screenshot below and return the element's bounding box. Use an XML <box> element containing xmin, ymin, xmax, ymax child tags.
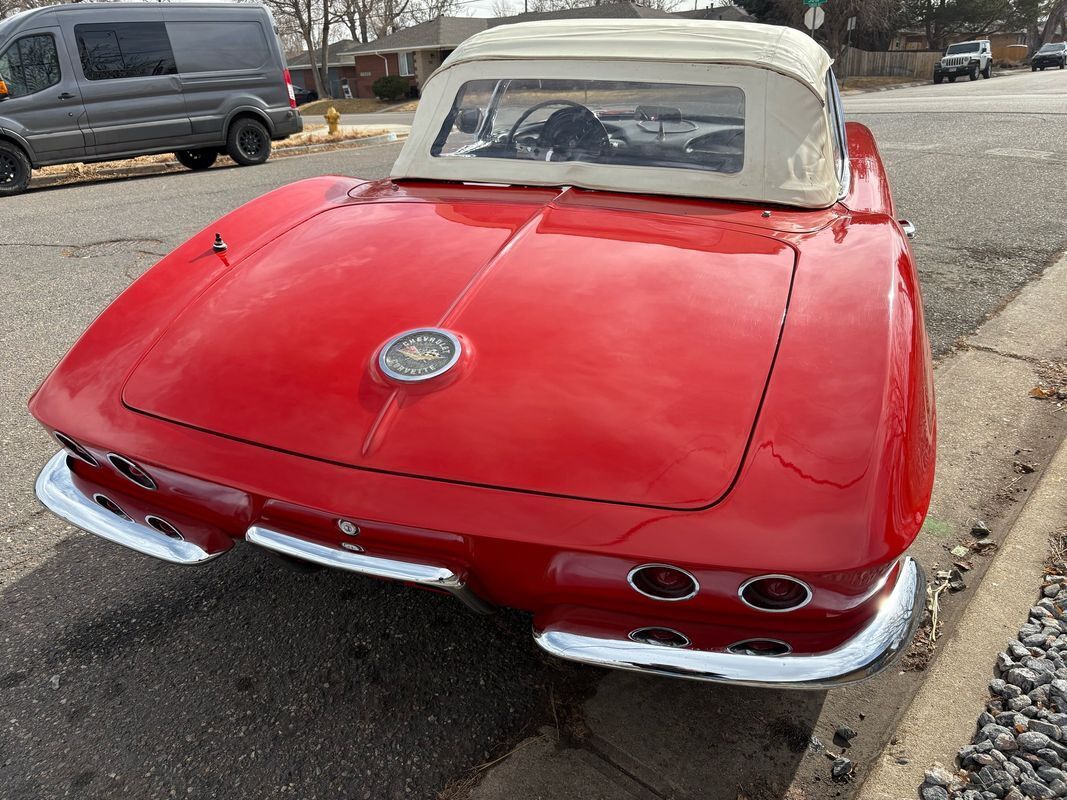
<box><xmin>342</xmin><ymin>17</ymin><xmax>486</xmax><ymax>99</ymax></box>
<box><xmin>342</xmin><ymin>1</ymin><xmax>676</xmax><ymax>99</ymax></box>
<box><xmin>287</xmin><ymin>40</ymin><xmax>361</xmax><ymax>99</ymax></box>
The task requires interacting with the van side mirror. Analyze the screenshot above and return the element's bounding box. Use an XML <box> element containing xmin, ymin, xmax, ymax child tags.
<box><xmin>455</xmin><ymin>107</ymin><xmax>482</xmax><ymax>135</ymax></box>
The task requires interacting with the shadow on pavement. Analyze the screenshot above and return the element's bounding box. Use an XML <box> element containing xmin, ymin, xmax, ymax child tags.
<box><xmin>0</xmin><ymin>536</ymin><xmax>582</xmax><ymax>799</ymax></box>
<box><xmin>0</xmin><ymin>534</ymin><xmax>828</xmax><ymax>800</ymax></box>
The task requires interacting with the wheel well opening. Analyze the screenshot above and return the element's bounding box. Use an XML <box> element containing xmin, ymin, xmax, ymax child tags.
<box><xmin>226</xmin><ymin>110</ymin><xmax>273</xmax><ymax>138</ymax></box>
<box><xmin>0</xmin><ymin>135</ymin><xmax>33</xmax><ymax>169</ymax></box>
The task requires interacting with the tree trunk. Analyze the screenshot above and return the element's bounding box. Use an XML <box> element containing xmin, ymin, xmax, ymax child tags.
<box><xmin>303</xmin><ymin>32</ymin><xmax>327</xmax><ymax>98</ymax></box>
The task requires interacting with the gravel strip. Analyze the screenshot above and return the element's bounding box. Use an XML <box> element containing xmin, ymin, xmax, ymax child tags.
<box><xmin>920</xmin><ymin>575</ymin><xmax>1067</xmax><ymax>800</ymax></box>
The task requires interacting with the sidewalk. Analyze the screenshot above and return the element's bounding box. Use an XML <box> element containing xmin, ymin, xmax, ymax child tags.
<box><xmin>462</xmin><ymin>254</ymin><xmax>1067</xmax><ymax>800</ymax></box>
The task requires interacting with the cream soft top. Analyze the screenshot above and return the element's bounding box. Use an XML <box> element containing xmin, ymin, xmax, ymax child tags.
<box><xmin>391</xmin><ymin>20</ymin><xmax>843</xmax><ymax>208</ymax></box>
<box><xmin>439</xmin><ymin>19</ymin><xmax>832</xmax><ymax>101</ymax></box>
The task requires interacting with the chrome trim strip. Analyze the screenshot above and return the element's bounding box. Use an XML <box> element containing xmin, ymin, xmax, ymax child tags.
<box><xmin>245</xmin><ymin>525</ymin><xmax>495</xmax><ymax>615</ymax></box>
<box><xmin>829</xmin><ymin>70</ymin><xmax>851</xmax><ymax>201</ymax></box>
<box><xmin>35</xmin><ymin>451</ymin><xmax>222</xmax><ymax>565</ymax></box>
<box><xmin>737</xmin><ymin>573</ymin><xmax>814</xmax><ymax>613</ymax></box>
<box><xmin>534</xmin><ymin>557</ymin><xmax>925</xmax><ymax>689</ymax></box>
<box><xmin>626</xmin><ymin>563</ymin><xmax>700</xmax><ymax>602</ymax></box>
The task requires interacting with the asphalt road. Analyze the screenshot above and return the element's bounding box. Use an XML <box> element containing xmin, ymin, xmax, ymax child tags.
<box><xmin>1</xmin><ymin>69</ymin><xmax>1066</xmax><ymax>799</ymax></box>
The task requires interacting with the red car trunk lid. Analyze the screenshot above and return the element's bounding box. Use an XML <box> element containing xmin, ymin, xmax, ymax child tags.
<box><xmin>123</xmin><ymin>197</ymin><xmax>795</xmax><ymax>508</ymax></box>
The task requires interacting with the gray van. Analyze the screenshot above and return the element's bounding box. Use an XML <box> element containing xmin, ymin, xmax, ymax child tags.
<box><xmin>0</xmin><ymin>2</ymin><xmax>302</xmax><ymax>195</ymax></box>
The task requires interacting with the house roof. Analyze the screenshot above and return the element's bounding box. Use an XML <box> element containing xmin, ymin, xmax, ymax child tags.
<box><xmin>288</xmin><ymin>39</ymin><xmax>358</xmax><ymax>68</ymax></box>
<box><xmin>672</xmin><ymin>4</ymin><xmax>755</xmax><ymax>23</ymax></box>
<box><xmin>344</xmin><ymin>2</ymin><xmax>674</xmax><ymax>56</ymax></box>
<box><xmin>489</xmin><ymin>1</ymin><xmax>674</xmax><ymax>26</ymax></box>
<box><xmin>343</xmin><ymin>17</ymin><xmax>488</xmax><ymax>56</ymax></box>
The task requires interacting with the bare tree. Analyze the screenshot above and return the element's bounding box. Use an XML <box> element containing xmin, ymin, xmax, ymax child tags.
<box><xmin>405</xmin><ymin>0</ymin><xmax>462</xmax><ymax>22</ymax></box>
<box><xmin>901</xmin><ymin>0</ymin><xmax>1016</xmax><ymax>50</ymax></box>
<box><xmin>264</xmin><ymin>0</ymin><xmax>340</xmax><ymax>97</ymax></box>
<box><xmin>374</xmin><ymin>0</ymin><xmax>412</xmax><ymax>36</ymax></box>
<box><xmin>767</xmin><ymin>0</ymin><xmax>902</xmax><ymax>53</ymax></box>
<box><xmin>338</xmin><ymin>0</ymin><xmax>378</xmax><ymax>43</ymax></box>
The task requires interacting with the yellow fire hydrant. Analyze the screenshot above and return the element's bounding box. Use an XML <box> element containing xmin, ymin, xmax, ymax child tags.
<box><xmin>324</xmin><ymin>106</ymin><xmax>341</xmax><ymax>137</ymax></box>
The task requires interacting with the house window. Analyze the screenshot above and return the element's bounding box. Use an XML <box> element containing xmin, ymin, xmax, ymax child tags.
<box><xmin>398</xmin><ymin>51</ymin><xmax>415</xmax><ymax>76</ymax></box>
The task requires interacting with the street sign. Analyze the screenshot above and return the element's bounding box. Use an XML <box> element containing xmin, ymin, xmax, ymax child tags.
<box><xmin>847</xmin><ymin>15</ymin><xmax>857</xmax><ymax>31</ymax></box>
<box><xmin>803</xmin><ymin>6</ymin><xmax>825</xmax><ymax>30</ymax></box>
<box><xmin>803</xmin><ymin>0</ymin><xmax>827</xmax><ymax>7</ymax></box>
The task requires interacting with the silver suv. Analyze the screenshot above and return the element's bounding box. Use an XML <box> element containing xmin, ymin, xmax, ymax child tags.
<box><xmin>934</xmin><ymin>40</ymin><xmax>992</xmax><ymax>84</ymax></box>
<box><xmin>0</xmin><ymin>2</ymin><xmax>303</xmax><ymax>195</ymax></box>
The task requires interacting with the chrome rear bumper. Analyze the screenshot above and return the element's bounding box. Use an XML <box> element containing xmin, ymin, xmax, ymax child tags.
<box><xmin>534</xmin><ymin>557</ymin><xmax>926</xmax><ymax>689</ymax></box>
<box><xmin>245</xmin><ymin>525</ymin><xmax>494</xmax><ymax>615</ymax></box>
<box><xmin>35</xmin><ymin>451</ymin><xmax>223</xmax><ymax>565</ymax></box>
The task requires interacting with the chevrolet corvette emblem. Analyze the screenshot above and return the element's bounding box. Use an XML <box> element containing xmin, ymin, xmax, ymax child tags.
<box><xmin>379</xmin><ymin>328</ymin><xmax>462</xmax><ymax>382</ymax></box>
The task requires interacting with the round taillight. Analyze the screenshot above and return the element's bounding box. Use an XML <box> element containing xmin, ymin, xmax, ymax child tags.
<box><xmin>628</xmin><ymin>627</ymin><xmax>690</xmax><ymax>648</ymax></box>
<box><xmin>145</xmin><ymin>515</ymin><xmax>184</xmax><ymax>540</ymax></box>
<box><xmin>54</xmin><ymin>432</ymin><xmax>98</xmax><ymax>467</ymax></box>
<box><xmin>107</xmin><ymin>453</ymin><xmax>157</xmax><ymax>490</ymax></box>
<box><xmin>92</xmin><ymin>493</ymin><xmax>130</xmax><ymax>520</ymax></box>
<box><xmin>739</xmin><ymin>575</ymin><xmax>812</xmax><ymax>612</ymax></box>
<box><xmin>627</xmin><ymin>564</ymin><xmax>699</xmax><ymax>601</ymax></box>
<box><xmin>727</xmin><ymin>638</ymin><xmax>792</xmax><ymax>657</ymax></box>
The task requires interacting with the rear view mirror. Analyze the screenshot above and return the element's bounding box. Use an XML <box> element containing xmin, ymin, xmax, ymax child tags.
<box><xmin>455</xmin><ymin>107</ymin><xmax>482</xmax><ymax>134</ymax></box>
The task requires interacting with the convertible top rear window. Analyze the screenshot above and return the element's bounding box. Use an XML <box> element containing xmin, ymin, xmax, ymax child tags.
<box><xmin>432</xmin><ymin>78</ymin><xmax>746</xmax><ymax>175</ymax></box>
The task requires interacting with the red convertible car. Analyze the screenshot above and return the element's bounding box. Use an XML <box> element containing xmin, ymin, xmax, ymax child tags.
<box><xmin>30</xmin><ymin>20</ymin><xmax>934</xmax><ymax>687</ymax></box>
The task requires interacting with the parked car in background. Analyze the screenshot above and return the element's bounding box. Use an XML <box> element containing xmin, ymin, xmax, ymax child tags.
<box><xmin>0</xmin><ymin>2</ymin><xmax>302</xmax><ymax>195</ymax></box>
<box><xmin>30</xmin><ymin>19</ymin><xmax>934</xmax><ymax>688</ymax></box>
<box><xmin>291</xmin><ymin>84</ymin><xmax>318</xmax><ymax>105</ymax></box>
<box><xmin>934</xmin><ymin>39</ymin><xmax>992</xmax><ymax>83</ymax></box>
<box><xmin>1032</xmin><ymin>42</ymin><xmax>1067</xmax><ymax>71</ymax></box>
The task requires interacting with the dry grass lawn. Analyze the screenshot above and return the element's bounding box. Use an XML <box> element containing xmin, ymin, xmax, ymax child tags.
<box><xmin>35</xmin><ymin>124</ymin><xmax>390</xmax><ymax>183</ymax></box>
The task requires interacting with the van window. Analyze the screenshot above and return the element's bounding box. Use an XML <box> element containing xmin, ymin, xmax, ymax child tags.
<box><xmin>0</xmin><ymin>34</ymin><xmax>61</xmax><ymax>98</ymax></box>
<box><xmin>75</xmin><ymin>22</ymin><xmax>177</xmax><ymax>80</ymax></box>
<box><xmin>166</xmin><ymin>21</ymin><xmax>270</xmax><ymax>72</ymax></box>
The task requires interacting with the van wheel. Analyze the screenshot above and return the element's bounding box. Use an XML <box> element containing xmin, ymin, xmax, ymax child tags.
<box><xmin>0</xmin><ymin>142</ymin><xmax>31</xmax><ymax>196</ymax></box>
<box><xmin>175</xmin><ymin>148</ymin><xmax>218</xmax><ymax>171</ymax></box>
<box><xmin>226</xmin><ymin>118</ymin><xmax>271</xmax><ymax>166</ymax></box>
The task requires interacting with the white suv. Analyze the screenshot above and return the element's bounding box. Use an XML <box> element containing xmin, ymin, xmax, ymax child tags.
<box><xmin>934</xmin><ymin>40</ymin><xmax>992</xmax><ymax>83</ymax></box>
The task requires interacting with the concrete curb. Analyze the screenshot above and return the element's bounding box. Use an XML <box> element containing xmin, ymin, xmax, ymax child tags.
<box><xmin>861</xmin><ymin>426</ymin><xmax>1067</xmax><ymax>800</ymax></box>
<box><xmin>31</xmin><ymin>131</ymin><xmax>406</xmax><ymax>189</ymax></box>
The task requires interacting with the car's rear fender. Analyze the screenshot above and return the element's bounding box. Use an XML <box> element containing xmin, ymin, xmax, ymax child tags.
<box><xmin>841</xmin><ymin>121</ymin><xmax>895</xmax><ymax>218</ymax></box>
